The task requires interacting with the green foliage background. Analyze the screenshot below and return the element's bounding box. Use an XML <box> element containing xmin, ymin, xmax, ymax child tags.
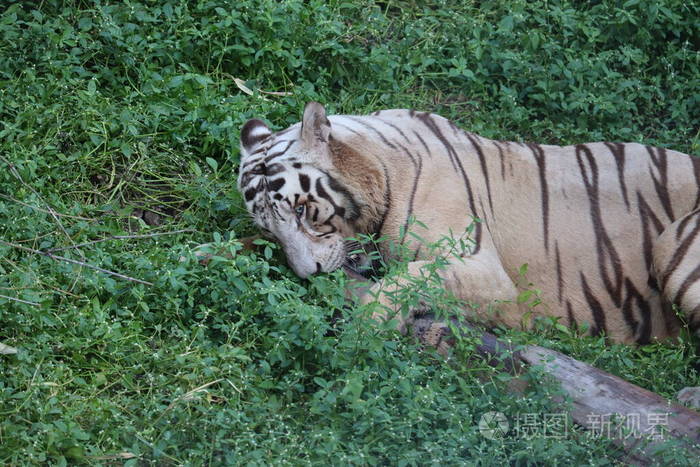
<box><xmin>0</xmin><ymin>0</ymin><xmax>698</xmax><ymax>464</ymax></box>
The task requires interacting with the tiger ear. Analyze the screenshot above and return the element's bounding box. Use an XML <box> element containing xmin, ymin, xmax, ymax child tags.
<box><xmin>240</xmin><ymin>119</ymin><xmax>271</xmax><ymax>155</ymax></box>
<box><xmin>301</xmin><ymin>102</ymin><xmax>331</xmax><ymax>147</ymax></box>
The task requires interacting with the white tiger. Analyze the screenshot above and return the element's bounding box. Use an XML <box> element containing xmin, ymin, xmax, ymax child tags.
<box><xmin>238</xmin><ymin>102</ymin><xmax>700</xmax><ymax>406</ymax></box>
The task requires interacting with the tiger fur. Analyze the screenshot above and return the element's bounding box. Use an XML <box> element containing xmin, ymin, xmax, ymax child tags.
<box><xmin>237</xmin><ymin>102</ymin><xmax>700</xmax><ymax>406</ymax></box>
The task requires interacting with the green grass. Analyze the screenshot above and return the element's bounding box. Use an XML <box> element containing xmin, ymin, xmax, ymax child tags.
<box><xmin>1</xmin><ymin>0</ymin><xmax>699</xmax><ymax>464</ymax></box>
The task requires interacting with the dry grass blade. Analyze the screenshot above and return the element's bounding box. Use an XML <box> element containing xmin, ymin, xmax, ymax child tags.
<box><xmin>232</xmin><ymin>76</ymin><xmax>292</xmax><ymax>99</ymax></box>
<box><xmin>233</xmin><ymin>78</ymin><xmax>254</xmax><ymax>96</ymax></box>
<box><xmin>0</xmin><ymin>343</ymin><xmax>18</xmax><ymax>355</ymax></box>
<box><xmin>87</xmin><ymin>452</ymin><xmax>138</xmax><ymax>460</ymax></box>
<box><xmin>153</xmin><ymin>379</ymin><xmax>224</xmax><ymax>425</ymax></box>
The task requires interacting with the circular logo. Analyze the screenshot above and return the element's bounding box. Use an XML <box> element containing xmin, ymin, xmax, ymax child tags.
<box><xmin>479</xmin><ymin>411</ymin><xmax>509</xmax><ymax>439</ymax></box>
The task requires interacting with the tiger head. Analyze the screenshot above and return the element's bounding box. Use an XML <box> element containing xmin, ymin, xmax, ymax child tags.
<box><xmin>238</xmin><ymin>102</ymin><xmax>382</xmax><ymax>278</ymax></box>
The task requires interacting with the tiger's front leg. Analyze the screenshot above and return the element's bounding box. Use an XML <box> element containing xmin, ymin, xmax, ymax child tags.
<box><xmin>360</xmin><ymin>252</ymin><xmax>520</xmax><ymax>343</ymax></box>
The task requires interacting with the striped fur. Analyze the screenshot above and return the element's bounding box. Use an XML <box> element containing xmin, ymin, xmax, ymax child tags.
<box><xmin>238</xmin><ymin>102</ymin><xmax>700</xmax><ymax>346</ymax></box>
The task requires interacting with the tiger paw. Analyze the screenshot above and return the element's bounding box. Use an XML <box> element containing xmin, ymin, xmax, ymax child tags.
<box><xmin>410</xmin><ymin>316</ymin><xmax>453</xmax><ymax>357</ymax></box>
<box><xmin>676</xmin><ymin>387</ymin><xmax>700</xmax><ymax>409</ymax></box>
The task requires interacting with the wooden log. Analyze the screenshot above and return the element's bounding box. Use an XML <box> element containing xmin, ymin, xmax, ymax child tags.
<box><xmin>408</xmin><ymin>314</ymin><xmax>700</xmax><ymax>464</ymax></box>
<box><xmin>520</xmin><ymin>344</ymin><xmax>700</xmax><ymax>464</ymax></box>
<box><xmin>341</xmin><ymin>268</ymin><xmax>700</xmax><ymax>464</ymax></box>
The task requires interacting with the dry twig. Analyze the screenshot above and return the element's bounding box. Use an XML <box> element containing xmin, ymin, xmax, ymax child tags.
<box><xmin>0</xmin><ymin>194</ymin><xmax>94</xmax><ymax>221</ymax></box>
<box><xmin>0</xmin><ymin>293</ymin><xmax>39</xmax><ymax>306</ymax></box>
<box><xmin>1</xmin><ymin>240</ymin><xmax>153</xmax><ymax>286</ymax></box>
<box><xmin>47</xmin><ymin>228</ymin><xmax>194</xmax><ymax>253</ymax></box>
